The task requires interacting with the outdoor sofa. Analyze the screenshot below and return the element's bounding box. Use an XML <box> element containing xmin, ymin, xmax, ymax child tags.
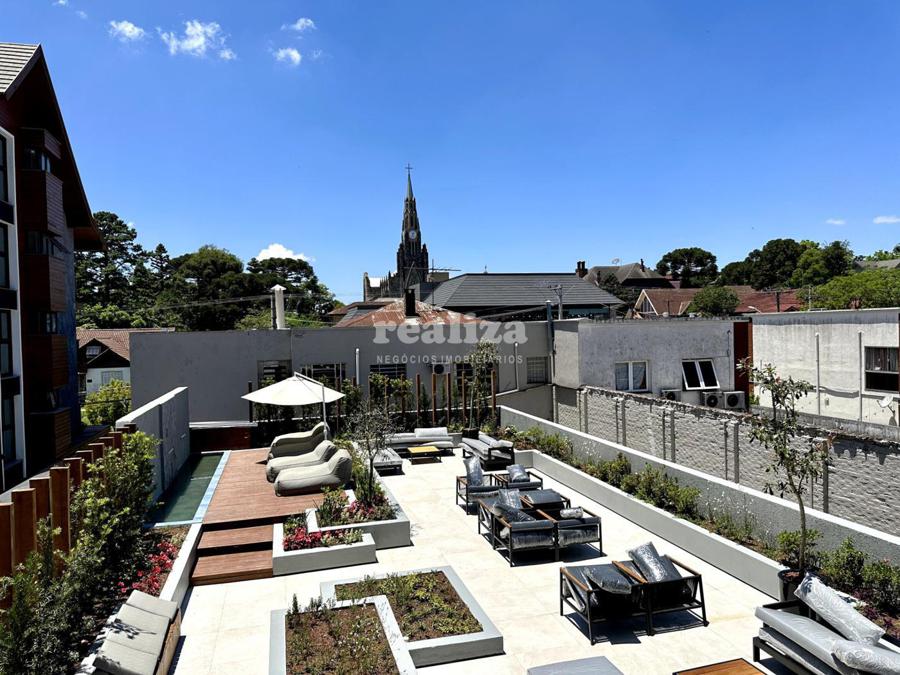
<box><xmin>385</xmin><ymin>426</ymin><xmax>456</xmax><ymax>455</ymax></box>
<box><xmin>461</xmin><ymin>432</ymin><xmax>515</xmax><ymax>469</ymax></box>
<box><xmin>268</xmin><ymin>421</ymin><xmax>329</xmax><ymax>459</ymax></box>
<box><xmin>87</xmin><ymin>590</ymin><xmax>181</xmax><ymax>675</ymax></box>
<box><xmin>753</xmin><ymin>572</ymin><xmax>900</xmax><ymax>675</ymax></box>
<box><xmin>560</xmin><ymin>542</ymin><xmax>707</xmax><ymax>643</ymax></box>
<box><xmin>266</xmin><ymin>440</ymin><xmax>337</xmax><ymax>482</ymax></box>
<box><xmin>274</xmin><ymin>448</ymin><xmax>353</xmax><ymax>496</ymax></box>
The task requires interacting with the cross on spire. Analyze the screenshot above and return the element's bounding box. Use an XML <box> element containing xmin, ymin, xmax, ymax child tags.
<box><xmin>405</xmin><ymin>163</ymin><xmax>414</xmax><ymax>200</ymax></box>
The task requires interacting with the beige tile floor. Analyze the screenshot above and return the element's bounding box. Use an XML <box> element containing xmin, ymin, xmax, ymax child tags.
<box><xmin>172</xmin><ymin>450</ymin><xmax>783</xmax><ymax>675</ymax></box>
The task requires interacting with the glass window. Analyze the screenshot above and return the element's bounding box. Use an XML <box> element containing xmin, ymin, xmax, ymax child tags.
<box><xmin>615</xmin><ymin>361</ymin><xmax>649</xmax><ymax>392</ymax></box>
<box><xmin>23</xmin><ymin>148</ymin><xmax>51</xmax><ymax>172</ymax></box>
<box><xmin>257</xmin><ymin>359</ymin><xmax>291</xmax><ymax>387</ymax></box>
<box><xmin>2</xmin><ymin>396</ymin><xmax>15</xmax><ymax>462</ymax></box>
<box><xmin>101</xmin><ymin>370</ymin><xmax>124</xmax><ymax>386</ymax></box>
<box><xmin>865</xmin><ymin>347</ymin><xmax>899</xmax><ymax>392</ymax></box>
<box><xmin>0</xmin><ymin>224</ymin><xmax>8</xmax><ymax>288</ymax></box>
<box><xmin>369</xmin><ymin>362</ymin><xmax>406</xmax><ymax>380</ymax></box>
<box><xmin>25</xmin><ymin>231</ymin><xmax>66</xmax><ymax>258</ymax></box>
<box><xmin>298</xmin><ymin>363</ymin><xmax>347</xmax><ymax>388</ymax></box>
<box><xmin>682</xmin><ymin>360</ymin><xmax>719</xmax><ymax>390</ymax></box>
<box><xmin>0</xmin><ymin>136</ymin><xmax>8</xmax><ymax>204</ymax></box>
<box><xmin>526</xmin><ymin>356</ymin><xmax>548</xmax><ymax>384</ymax></box>
<box><xmin>33</xmin><ymin>311</ymin><xmax>62</xmax><ymax>335</ymax></box>
<box><xmin>0</xmin><ymin>311</ymin><xmax>11</xmax><ymax>377</ymax></box>
<box><xmin>85</xmin><ymin>344</ymin><xmax>101</xmax><ymax>359</ymax></box>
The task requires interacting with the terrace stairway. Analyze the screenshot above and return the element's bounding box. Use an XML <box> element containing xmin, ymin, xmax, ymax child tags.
<box><xmin>191</xmin><ymin>524</ymin><xmax>274</xmax><ymax>585</ymax></box>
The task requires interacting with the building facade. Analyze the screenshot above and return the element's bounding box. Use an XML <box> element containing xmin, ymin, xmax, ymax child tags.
<box><xmin>0</xmin><ymin>43</ymin><xmax>102</xmax><ymax>489</ymax></box>
<box><xmin>77</xmin><ymin>328</ymin><xmax>174</xmax><ymax>396</ymax></box>
<box><xmin>363</xmin><ymin>170</ymin><xmax>430</xmax><ymax>301</ymax></box>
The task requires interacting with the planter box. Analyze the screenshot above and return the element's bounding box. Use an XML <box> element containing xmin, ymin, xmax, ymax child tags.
<box><xmin>269</xmin><ymin>596</ymin><xmax>416</xmax><ymax>675</ymax></box>
<box><xmin>517</xmin><ymin>449</ymin><xmax>785</xmax><ymax>599</ymax></box>
<box><xmin>272</xmin><ymin>523</ymin><xmax>376</xmax><ymax>575</ymax></box>
<box><xmin>321</xmin><ymin>565</ymin><xmax>503</xmax><ymax>668</ymax></box>
<box><xmin>158</xmin><ymin>522</ymin><xmax>201</xmax><ymax>609</ymax></box>
<box><xmin>310</xmin><ymin>480</ymin><xmax>411</xmax><ymax>549</ymax></box>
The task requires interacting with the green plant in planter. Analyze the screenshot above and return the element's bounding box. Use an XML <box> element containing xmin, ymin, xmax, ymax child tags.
<box><xmin>740</xmin><ymin>360</ymin><xmax>831</xmax><ymax>574</ymax></box>
<box><xmin>774</xmin><ymin>529</ymin><xmax>821</xmax><ymax>570</ymax></box>
<box><xmin>347</xmin><ymin>407</ymin><xmax>396</xmax><ymax>505</ymax></box>
<box><xmin>819</xmin><ymin>538</ymin><xmax>867</xmax><ymax>591</ymax></box>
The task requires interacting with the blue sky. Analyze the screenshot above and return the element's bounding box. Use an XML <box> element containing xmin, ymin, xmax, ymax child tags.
<box><xmin>6</xmin><ymin>1</ymin><xmax>900</xmax><ymax>301</ymax></box>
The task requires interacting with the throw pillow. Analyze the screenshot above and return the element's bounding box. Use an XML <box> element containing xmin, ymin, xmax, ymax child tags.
<box><xmin>464</xmin><ymin>455</ymin><xmax>483</xmax><ymax>487</ymax></box>
<box><xmin>560</xmin><ymin>507</ymin><xmax>584</xmax><ymax>519</ymax></box>
<box><xmin>795</xmin><ymin>573</ymin><xmax>884</xmax><ymax>645</ymax></box>
<box><xmin>832</xmin><ymin>639</ymin><xmax>900</xmax><ymax>675</ymax></box>
<box><xmin>584</xmin><ymin>565</ymin><xmax>632</xmax><ymax>595</ymax></box>
<box><xmin>507</xmin><ymin>464</ymin><xmax>529</xmax><ymax>482</ymax></box>
<box><xmin>627</xmin><ymin>542</ymin><xmax>681</xmax><ymax>582</ymax></box>
<box><xmin>498</xmin><ymin>489</ymin><xmax>522</xmax><ymax>510</ymax></box>
<box><xmin>415</xmin><ymin>426</ymin><xmax>448</xmax><ymax>438</ymax></box>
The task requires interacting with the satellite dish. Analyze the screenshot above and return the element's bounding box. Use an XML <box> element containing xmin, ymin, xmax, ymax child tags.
<box><xmin>611</xmin><ymin>258</ymin><xmax>621</xmax><ymax>265</ymax></box>
<box><xmin>878</xmin><ymin>394</ymin><xmax>896</xmax><ymax>410</ymax></box>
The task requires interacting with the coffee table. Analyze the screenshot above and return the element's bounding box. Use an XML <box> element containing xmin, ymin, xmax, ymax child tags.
<box><xmin>407</xmin><ymin>444</ymin><xmax>443</xmax><ymax>464</ymax></box>
<box><xmin>674</xmin><ymin>658</ymin><xmax>763</xmax><ymax>675</ymax></box>
<box><xmin>520</xmin><ymin>489</ymin><xmax>570</xmax><ymax>511</ymax></box>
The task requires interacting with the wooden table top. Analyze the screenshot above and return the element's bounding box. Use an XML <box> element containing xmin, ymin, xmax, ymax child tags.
<box><xmin>408</xmin><ymin>445</ymin><xmax>440</xmax><ymax>455</ymax></box>
<box><xmin>674</xmin><ymin>658</ymin><xmax>763</xmax><ymax>675</ymax></box>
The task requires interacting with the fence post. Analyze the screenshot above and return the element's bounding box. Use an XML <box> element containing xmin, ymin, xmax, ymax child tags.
<box><xmin>110</xmin><ymin>430</ymin><xmax>124</xmax><ymax>449</ymax></box>
<box><xmin>50</xmin><ymin>466</ymin><xmax>71</xmax><ymax>553</ymax></box>
<box><xmin>431</xmin><ymin>373</ymin><xmax>437</xmax><ymax>426</ymax></box>
<box><xmin>65</xmin><ymin>457</ymin><xmax>85</xmax><ymax>488</ymax></box>
<box><xmin>11</xmin><ymin>489</ymin><xmax>36</xmax><ymax>566</ymax></box>
<box><xmin>0</xmin><ymin>502</ymin><xmax>12</xmax><ymax>578</ymax></box>
<box><xmin>30</xmin><ymin>477</ymin><xmax>51</xmax><ymax>523</ymax></box>
<box><xmin>89</xmin><ymin>442</ymin><xmax>106</xmax><ymax>463</ymax></box>
<box><xmin>415</xmin><ymin>374</ymin><xmax>421</xmax><ymax>427</ymax></box>
<box><xmin>491</xmin><ymin>371</ymin><xmax>497</xmax><ymax>422</ymax></box>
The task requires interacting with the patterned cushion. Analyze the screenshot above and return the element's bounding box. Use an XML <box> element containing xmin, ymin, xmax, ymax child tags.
<box><xmin>560</xmin><ymin>507</ymin><xmax>584</xmax><ymax>519</ymax></box>
<box><xmin>507</xmin><ymin>464</ymin><xmax>529</xmax><ymax>482</ymax></box>
<box><xmin>832</xmin><ymin>639</ymin><xmax>900</xmax><ymax>675</ymax></box>
<box><xmin>584</xmin><ymin>565</ymin><xmax>632</xmax><ymax>595</ymax></box>
<box><xmin>464</xmin><ymin>455</ymin><xmax>484</xmax><ymax>487</ymax></box>
<box><xmin>498</xmin><ymin>489</ymin><xmax>522</xmax><ymax>510</ymax></box>
<box><xmin>796</xmin><ymin>573</ymin><xmax>884</xmax><ymax>645</ymax></box>
<box><xmin>627</xmin><ymin>542</ymin><xmax>680</xmax><ymax>582</ymax></box>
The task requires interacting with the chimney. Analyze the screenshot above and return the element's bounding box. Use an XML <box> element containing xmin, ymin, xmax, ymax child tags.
<box><xmin>640</xmin><ymin>258</ymin><xmax>645</xmax><ymax>272</ymax></box>
<box><xmin>404</xmin><ymin>289</ymin><xmax>417</xmax><ymax>318</ymax></box>
<box><xmin>576</xmin><ymin>261</ymin><xmax>587</xmax><ymax>278</ymax></box>
<box><xmin>271</xmin><ymin>285</ymin><xmax>287</xmax><ymax>329</ymax></box>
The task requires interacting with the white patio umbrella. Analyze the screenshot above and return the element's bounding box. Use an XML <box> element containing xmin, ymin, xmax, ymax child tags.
<box><xmin>241</xmin><ymin>372</ymin><xmax>344</xmax><ymax>422</ymax></box>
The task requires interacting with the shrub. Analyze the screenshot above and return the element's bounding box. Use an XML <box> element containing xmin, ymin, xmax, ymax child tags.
<box><xmin>314</xmin><ymin>488</ymin><xmax>395</xmax><ymax>527</ymax></box>
<box><xmin>81</xmin><ymin>379</ymin><xmax>132</xmax><ymax>426</ymax></box>
<box><xmin>819</xmin><ymin>538</ymin><xmax>867</xmax><ymax>591</ymax></box>
<box><xmin>861</xmin><ymin>559</ymin><xmax>900</xmax><ymax>611</ymax></box>
<box><xmin>775</xmin><ymin>529</ymin><xmax>821</xmax><ymax>570</ymax></box>
<box><xmin>282</xmin><ymin>524</ymin><xmax>362</xmax><ymax>551</ymax></box>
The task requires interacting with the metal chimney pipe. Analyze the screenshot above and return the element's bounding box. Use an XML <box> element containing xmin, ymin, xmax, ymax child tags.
<box><xmin>271</xmin><ymin>284</ymin><xmax>287</xmax><ymax>329</ymax></box>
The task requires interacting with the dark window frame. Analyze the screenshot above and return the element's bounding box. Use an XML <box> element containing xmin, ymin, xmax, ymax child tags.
<box><xmin>369</xmin><ymin>362</ymin><xmax>407</xmax><ymax>381</ymax></box>
<box><xmin>0</xmin><ymin>310</ymin><xmax>11</xmax><ymax>377</ymax></box>
<box><xmin>0</xmin><ymin>224</ymin><xmax>8</xmax><ymax>289</ymax></box>
<box><xmin>2</xmin><ymin>395</ymin><xmax>15</xmax><ymax>463</ymax></box>
<box><xmin>33</xmin><ymin>311</ymin><xmax>62</xmax><ymax>335</ymax></box>
<box><xmin>0</xmin><ymin>135</ymin><xmax>8</xmax><ymax>204</ymax></box>
<box><xmin>526</xmin><ymin>356</ymin><xmax>548</xmax><ymax>385</ymax></box>
<box><xmin>864</xmin><ymin>346</ymin><xmax>899</xmax><ymax>393</ymax></box>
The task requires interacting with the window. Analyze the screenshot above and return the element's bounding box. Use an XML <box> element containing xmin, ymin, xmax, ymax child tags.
<box><xmin>85</xmin><ymin>344</ymin><xmax>101</xmax><ymax>359</ymax></box>
<box><xmin>526</xmin><ymin>356</ymin><xmax>548</xmax><ymax>384</ymax></box>
<box><xmin>0</xmin><ymin>224</ymin><xmax>8</xmax><ymax>289</ymax></box>
<box><xmin>682</xmin><ymin>360</ymin><xmax>719</xmax><ymax>390</ymax></box>
<box><xmin>25</xmin><ymin>231</ymin><xmax>66</xmax><ymax>258</ymax></box>
<box><xmin>33</xmin><ymin>311</ymin><xmax>62</xmax><ymax>335</ymax></box>
<box><xmin>640</xmin><ymin>296</ymin><xmax>655</xmax><ymax>315</ymax></box>
<box><xmin>0</xmin><ymin>311</ymin><xmax>11</xmax><ymax>377</ymax></box>
<box><xmin>101</xmin><ymin>370</ymin><xmax>124</xmax><ymax>386</ymax></box>
<box><xmin>865</xmin><ymin>347</ymin><xmax>899</xmax><ymax>393</ymax></box>
<box><xmin>0</xmin><ymin>135</ymin><xmax>8</xmax><ymax>204</ymax></box>
<box><xmin>23</xmin><ymin>148</ymin><xmax>51</xmax><ymax>173</ymax></box>
<box><xmin>369</xmin><ymin>363</ymin><xmax>406</xmax><ymax>380</ymax></box>
<box><xmin>1</xmin><ymin>396</ymin><xmax>15</xmax><ymax>462</ymax></box>
<box><xmin>615</xmin><ymin>361</ymin><xmax>648</xmax><ymax>391</ymax></box>
<box><xmin>257</xmin><ymin>359</ymin><xmax>291</xmax><ymax>387</ymax></box>
<box><xmin>298</xmin><ymin>363</ymin><xmax>346</xmax><ymax>388</ymax></box>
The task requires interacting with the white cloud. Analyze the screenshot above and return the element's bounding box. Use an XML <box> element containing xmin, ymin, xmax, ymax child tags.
<box><xmin>282</xmin><ymin>17</ymin><xmax>316</xmax><ymax>32</ymax></box>
<box><xmin>274</xmin><ymin>47</ymin><xmax>302</xmax><ymax>67</ymax></box>
<box><xmin>76</xmin><ymin>9</ymin><xmax>87</xmax><ymax>19</ymax></box>
<box><xmin>257</xmin><ymin>243</ymin><xmax>313</xmax><ymax>262</ymax></box>
<box><xmin>109</xmin><ymin>20</ymin><xmax>146</xmax><ymax>42</ymax></box>
<box><xmin>53</xmin><ymin>0</ymin><xmax>68</xmax><ymax>6</ymax></box>
<box><xmin>310</xmin><ymin>49</ymin><xmax>324</xmax><ymax>61</ymax></box>
<box><xmin>873</xmin><ymin>215</ymin><xmax>900</xmax><ymax>224</ymax></box>
<box><xmin>825</xmin><ymin>218</ymin><xmax>845</xmax><ymax>226</ymax></box>
<box><xmin>159</xmin><ymin>20</ymin><xmax>235</xmax><ymax>60</ymax></box>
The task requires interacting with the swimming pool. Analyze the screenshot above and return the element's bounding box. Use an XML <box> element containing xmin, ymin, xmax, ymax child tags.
<box><xmin>149</xmin><ymin>452</ymin><xmax>228</xmax><ymax>525</ymax></box>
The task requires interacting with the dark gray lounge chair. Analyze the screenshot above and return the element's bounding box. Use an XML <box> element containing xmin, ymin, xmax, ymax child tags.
<box><xmin>461</xmin><ymin>432</ymin><xmax>515</xmax><ymax>469</ymax></box>
<box><xmin>476</xmin><ymin>489</ymin><xmax>557</xmax><ymax>566</ymax></box>
<box><xmin>455</xmin><ymin>454</ymin><xmax>499</xmax><ymax>509</ymax></box>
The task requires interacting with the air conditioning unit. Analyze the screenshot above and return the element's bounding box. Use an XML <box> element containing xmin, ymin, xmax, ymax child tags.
<box><xmin>660</xmin><ymin>389</ymin><xmax>682</xmax><ymax>402</ymax></box>
<box><xmin>702</xmin><ymin>391</ymin><xmax>723</xmax><ymax>408</ymax></box>
<box><xmin>428</xmin><ymin>358</ymin><xmax>450</xmax><ymax>375</ymax></box>
<box><xmin>723</xmin><ymin>391</ymin><xmax>746</xmax><ymax>410</ymax></box>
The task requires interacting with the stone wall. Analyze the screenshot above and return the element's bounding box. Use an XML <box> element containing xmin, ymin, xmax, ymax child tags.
<box><xmin>550</xmin><ymin>385</ymin><xmax>900</xmax><ymax>536</ymax></box>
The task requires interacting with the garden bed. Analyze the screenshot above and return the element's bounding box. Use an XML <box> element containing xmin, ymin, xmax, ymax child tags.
<box><xmin>321</xmin><ymin>566</ymin><xmax>503</xmax><ymax>667</ymax></box>
<box><xmin>307</xmin><ymin>480</ymin><xmax>411</xmax><ymax>549</ymax></box>
<box><xmin>272</xmin><ymin>521</ymin><xmax>376</xmax><ymax>575</ymax></box>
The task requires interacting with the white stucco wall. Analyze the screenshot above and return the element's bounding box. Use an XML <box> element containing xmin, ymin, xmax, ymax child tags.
<box><xmin>84</xmin><ymin>365</ymin><xmax>131</xmax><ymax>395</ymax></box>
<box><xmin>753</xmin><ymin>308</ymin><xmax>900</xmax><ymax>426</ymax></box>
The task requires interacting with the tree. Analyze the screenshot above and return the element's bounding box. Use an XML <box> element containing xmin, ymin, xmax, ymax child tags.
<box><xmin>813</xmin><ymin>269</ymin><xmax>900</xmax><ymax>309</ymax></box>
<box><xmin>246</xmin><ymin>256</ymin><xmax>338</xmax><ymax>319</ymax></box>
<box><xmin>235</xmin><ymin>308</ymin><xmax>321</xmax><ymax>330</ymax></box>
<box><xmin>790</xmin><ymin>241</ymin><xmax>853</xmax><ymax>288</ymax></box>
<box><xmin>689</xmin><ymin>286</ymin><xmax>739</xmax><ymax>316</ymax></box>
<box><xmin>718</xmin><ymin>260</ymin><xmax>752</xmax><ymax>286</ymax></box>
<box><xmin>655</xmin><ymin>247</ymin><xmax>718</xmax><ymax>288</ymax></box>
<box><xmin>864</xmin><ymin>244</ymin><xmax>900</xmax><ymax>261</ymax></box>
<box><xmin>81</xmin><ymin>380</ymin><xmax>132</xmax><ymax>426</ymax></box>
<box><xmin>747</xmin><ymin>238</ymin><xmax>805</xmax><ymax>290</ymax></box>
<box><xmin>464</xmin><ymin>339</ymin><xmax>500</xmax><ymax>428</ymax></box>
<box><xmin>347</xmin><ymin>407</ymin><xmax>396</xmax><ymax>504</ymax></box>
<box><xmin>740</xmin><ymin>361</ymin><xmax>830</xmax><ymax>573</ymax></box>
<box><xmin>596</xmin><ymin>272</ymin><xmax>639</xmax><ymax>310</ymax></box>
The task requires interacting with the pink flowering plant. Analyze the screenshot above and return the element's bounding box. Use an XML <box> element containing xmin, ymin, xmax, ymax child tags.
<box><xmin>314</xmin><ymin>488</ymin><xmax>395</xmax><ymax>527</ymax></box>
<box><xmin>282</xmin><ymin>517</ymin><xmax>362</xmax><ymax>551</ymax></box>
<box><xmin>118</xmin><ymin>538</ymin><xmax>180</xmax><ymax>597</ymax></box>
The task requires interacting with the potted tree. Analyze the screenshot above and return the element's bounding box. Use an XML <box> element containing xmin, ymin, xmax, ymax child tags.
<box><xmin>741</xmin><ymin>361</ymin><xmax>832</xmax><ymax>600</ymax></box>
<box><xmin>347</xmin><ymin>407</ymin><xmax>397</xmax><ymax>506</ymax></box>
<box><xmin>463</xmin><ymin>339</ymin><xmax>500</xmax><ymax>438</ymax></box>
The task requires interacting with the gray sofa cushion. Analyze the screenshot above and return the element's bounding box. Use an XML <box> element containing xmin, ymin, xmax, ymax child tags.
<box><xmin>584</xmin><ymin>565</ymin><xmax>632</xmax><ymax>595</ymax></box>
<box><xmin>755</xmin><ymin>607</ymin><xmax>858</xmax><ymax>675</ymax></box>
<box><xmin>627</xmin><ymin>542</ymin><xmax>680</xmax><ymax>582</ymax></box>
<box><xmin>758</xmin><ymin>627</ymin><xmax>842</xmax><ymax>675</ymax></box>
<box><xmin>508</xmin><ymin>464</ymin><xmax>528</xmax><ymax>482</ymax></box>
<box><xmin>93</xmin><ymin>639</ymin><xmax>160</xmax><ymax>675</ymax></box>
<box><xmin>796</xmin><ymin>573</ymin><xmax>884</xmax><ymax>645</ymax></box>
<box><xmin>125</xmin><ymin>590</ymin><xmax>177</xmax><ymax>622</ymax></box>
<box><xmin>833</xmin><ymin>639</ymin><xmax>900</xmax><ymax>675</ymax></box>
<box><xmin>104</xmin><ymin>606</ymin><xmax>168</xmax><ymax>658</ymax></box>
<box><xmin>274</xmin><ymin>449</ymin><xmax>353</xmax><ymax>496</ymax></box>
<box><xmin>560</xmin><ymin>507</ymin><xmax>583</xmax><ymax>519</ymax></box>
<box><xmin>464</xmin><ymin>455</ymin><xmax>484</xmax><ymax>486</ymax></box>
<box><xmin>266</xmin><ymin>441</ymin><xmax>338</xmax><ymax>481</ymax></box>
<box><xmin>416</xmin><ymin>426</ymin><xmax>448</xmax><ymax>438</ymax></box>
<box><xmin>479</xmin><ymin>432</ymin><xmax>513</xmax><ymax>449</ymax></box>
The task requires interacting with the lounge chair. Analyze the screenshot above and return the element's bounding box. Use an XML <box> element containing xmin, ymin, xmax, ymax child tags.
<box><xmin>386</xmin><ymin>426</ymin><xmax>456</xmax><ymax>454</ymax></box>
<box><xmin>266</xmin><ymin>440</ymin><xmax>338</xmax><ymax>482</ymax></box>
<box><xmin>268</xmin><ymin>421</ymin><xmax>329</xmax><ymax>459</ymax></box>
<box><xmin>477</xmin><ymin>489</ymin><xmax>556</xmax><ymax>566</ymax></box>
<box><xmin>455</xmin><ymin>454</ymin><xmax>499</xmax><ymax>509</ymax></box>
<box><xmin>461</xmin><ymin>432</ymin><xmax>514</xmax><ymax>469</ymax></box>
<box><xmin>274</xmin><ymin>448</ymin><xmax>353</xmax><ymax>496</ymax></box>
<box><xmin>539</xmin><ymin>505</ymin><xmax>603</xmax><ymax>557</ymax></box>
<box><xmin>560</xmin><ymin>542</ymin><xmax>707</xmax><ymax>643</ymax></box>
<box><xmin>490</xmin><ymin>463</ymin><xmax>543</xmax><ymax>491</ymax></box>
<box><xmin>753</xmin><ymin>572</ymin><xmax>900</xmax><ymax>675</ymax></box>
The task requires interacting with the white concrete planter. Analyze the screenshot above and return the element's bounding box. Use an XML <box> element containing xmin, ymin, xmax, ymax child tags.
<box><xmin>321</xmin><ymin>565</ymin><xmax>503</xmax><ymax>668</ymax></box>
<box><xmin>269</xmin><ymin>597</ymin><xmax>416</xmax><ymax>675</ymax></box>
<box><xmin>309</xmin><ymin>479</ymin><xmax>411</xmax><ymax>549</ymax></box>
<box><xmin>158</xmin><ymin>522</ymin><xmax>201</xmax><ymax>608</ymax></box>
<box><xmin>272</xmin><ymin>523</ymin><xmax>376</xmax><ymax>575</ymax></box>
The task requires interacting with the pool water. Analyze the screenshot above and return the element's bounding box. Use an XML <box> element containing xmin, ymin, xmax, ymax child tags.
<box><xmin>149</xmin><ymin>453</ymin><xmax>224</xmax><ymax>524</ymax></box>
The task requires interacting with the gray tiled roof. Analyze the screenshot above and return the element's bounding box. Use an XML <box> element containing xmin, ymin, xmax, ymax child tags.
<box><xmin>421</xmin><ymin>273</ymin><xmax>622</xmax><ymax>308</ymax></box>
<box><xmin>0</xmin><ymin>43</ymin><xmax>40</xmax><ymax>97</ymax></box>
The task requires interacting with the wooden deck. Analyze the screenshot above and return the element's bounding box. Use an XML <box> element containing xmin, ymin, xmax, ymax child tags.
<box><xmin>202</xmin><ymin>448</ymin><xmax>321</xmax><ymax>527</ymax></box>
<box><xmin>192</xmin><ymin>448</ymin><xmax>323</xmax><ymax>585</ymax></box>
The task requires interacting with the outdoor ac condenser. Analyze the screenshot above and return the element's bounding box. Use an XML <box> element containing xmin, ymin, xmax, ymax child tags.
<box><xmin>703</xmin><ymin>391</ymin><xmax>723</xmax><ymax>408</ymax></box>
<box><xmin>660</xmin><ymin>389</ymin><xmax>682</xmax><ymax>402</ymax></box>
<box><xmin>723</xmin><ymin>391</ymin><xmax>746</xmax><ymax>410</ymax></box>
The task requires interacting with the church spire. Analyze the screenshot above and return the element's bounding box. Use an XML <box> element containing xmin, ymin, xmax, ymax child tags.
<box><xmin>405</xmin><ymin>163</ymin><xmax>414</xmax><ymax>201</ymax></box>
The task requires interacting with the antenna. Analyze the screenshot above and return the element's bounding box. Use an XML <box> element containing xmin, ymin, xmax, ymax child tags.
<box><xmin>611</xmin><ymin>257</ymin><xmax>621</xmax><ymax>265</ymax></box>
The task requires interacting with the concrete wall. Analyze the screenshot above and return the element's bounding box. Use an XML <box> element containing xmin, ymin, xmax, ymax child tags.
<box><xmin>131</xmin><ymin>322</ymin><xmax>550</xmax><ymax>423</ymax></box>
<box><xmin>753</xmin><ymin>308</ymin><xmax>900</xmax><ymax>426</ymax></box>
<box><xmin>547</xmin><ymin>385</ymin><xmax>900</xmax><ymax>537</ymax></box>
<box><xmin>116</xmin><ymin>387</ymin><xmax>190</xmax><ymax>500</ymax></box>
<box><xmin>496</xmin><ymin>385</ymin><xmax>552</xmax><ymax>419</ymax></box>
<box><xmin>501</xmin><ymin>405</ymin><xmax>900</xmax><ymax>561</ymax></box>
<box><xmin>553</xmin><ymin>318</ymin><xmax>740</xmax><ymax>397</ymax></box>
